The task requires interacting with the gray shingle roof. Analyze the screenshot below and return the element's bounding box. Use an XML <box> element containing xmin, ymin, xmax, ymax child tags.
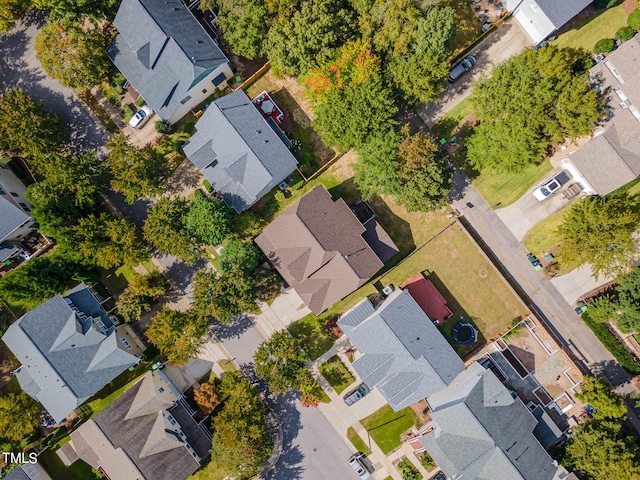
<box><xmin>0</xmin><ymin>196</ymin><xmax>30</xmax><ymax>241</ymax></box>
<box><xmin>1</xmin><ymin>284</ymin><xmax>138</xmax><ymax>422</ymax></box>
<box><xmin>255</xmin><ymin>186</ymin><xmax>388</xmax><ymax>314</ymax></box>
<box><xmin>108</xmin><ymin>0</ymin><xmax>228</xmax><ymax>121</ymax></box>
<box><xmin>420</xmin><ymin>363</ymin><xmax>566</xmax><ymax>480</ymax></box>
<box><xmin>87</xmin><ymin>371</ymin><xmax>209</xmax><ymax>480</ymax></box>
<box><xmin>183</xmin><ymin>90</ymin><xmax>298</xmax><ymax>212</ymax></box>
<box><xmin>536</xmin><ymin>0</ymin><xmax>591</xmax><ymax>28</ymax></box>
<box><xmin>567</xmin><ymin>34</ymin><xmax>640</xmax><ymax>195</ymax></box>
<box><xmin>338</xmin><ymin>289</ymin><xmax>464</xmax><ymax>411</ymax></box>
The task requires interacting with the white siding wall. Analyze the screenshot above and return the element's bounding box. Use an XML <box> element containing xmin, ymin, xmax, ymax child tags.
<box><xmin>504</xmin><ymin>0</ymin><xmax>554</xmax><ymax>44</ymax></box>
<box><xmin>0</xmin><ymin>164</ymin><xmax>32</xmax><ymax>211</ymax></box>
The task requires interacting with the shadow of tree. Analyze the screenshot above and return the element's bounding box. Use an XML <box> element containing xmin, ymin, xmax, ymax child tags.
<box><xmin>211</xmin><ymin>314</ymin><xmax>254</xmax><ymax>341</ymax></box>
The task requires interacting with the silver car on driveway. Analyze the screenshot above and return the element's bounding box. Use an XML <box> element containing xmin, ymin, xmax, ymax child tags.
<box><xmin>344</xmin><ymin>384</ymin><xmax>370</xmax><ymax>406</ymax></box>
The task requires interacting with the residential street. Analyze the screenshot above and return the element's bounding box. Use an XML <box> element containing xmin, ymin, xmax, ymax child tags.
<box><xmin>448</xmin><ymin>168</ymin><xmax>640</xmax><ymax>432</ymax></box>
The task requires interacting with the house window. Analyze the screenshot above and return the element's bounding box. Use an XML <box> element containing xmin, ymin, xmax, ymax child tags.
<box><xmin>168</xmin><ymin>417</ymin><xmax>176</xmax><ymax>426</ymax></box>
<box><xmin>119</xmin><ymin>337</ymin><xmax>131</xmax><ymax>350</ymax></box>
<box><xmin>180</xmin><ymin>95</ymin><xmax>192</xmax><ymax>105</ymax></box>
<box><xmin>19</xmin><ymin>202</ymin><xmax>30</xmax><ymax>212</ymax></box>
<box><xmin>158</xmin><ymin>387</ymin><xmax>164</xmax><ymax>393</ymax></box>
<box><xmin>212</xmin><ymin>72</ymin><xmax>227</xmax><ymax>87</ymax></box>
<box><xmin>206</xmin><ymin>159</ymin><xmax>218</xmax><ymax>169</ymax></box>
<box><xmin>96</xmin><ymin>320</ymin><xmax>108</xmax><ymax>333</ymax></box>
<box><xmin>529</xmin><ymin>1</ymin><xmax>540</xmax><ymax>12</ymax></box>
<box><xmin>10</xmin><ymin>192</ymin><xmax>18</xmax><ymax>197</ymax></box>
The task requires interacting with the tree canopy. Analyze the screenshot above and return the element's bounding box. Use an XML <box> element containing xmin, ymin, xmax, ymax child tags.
<box><xmin>557</xmin><ymin>195</ymin><xmax>639</xmax><ymax>278</ymax></box>
<box><xmin>185</xmin><ymin>195</ymin><xmax>233</xmax><ymax>246</ymax></box>
<box><xmin>145</xmin><ymin>306</ymin><xmax>207</xmax><ymax>364</ymax></box>
<box><xmin>467</xmin><ymin>46</ymin><xmax>602</xmax><ymax>172</ymax></box>
<box><xmin>144</xmin><ymin>197</ymin><xmax>203</xmax><ymax>265</ymax></box>
<box><xmin>575</xmin><ymin>376</ymin><xmax>627</xmax><ymax>420</ymax></box>
<box><xmin>106</xmin><ymin>134</ymin><xmax>167</xmax><ymax>204</ymax></box>
<box><xmin>116</xmin><ymin>272</ymin><xmax>167</xmax><ymax>323</ymax></box>
<box><xmin>254</xmin><ymin>331</ymin><xmax>309</xmax><ymax>394</ymax></box>
<box><xmin>0</xmin><ymin>0</ymin><xmax>31</xmax><ymax>33</ymax></box>
<box><xmin>0</xmin><ymin>392</ymin><xmax>40</xmax><ymax>444</ymax></box>
<box><xmin>587</xmin><ymin>269</ymin><xmax>640</xmax><ymax>333</ymax></box>
<box><xmin>210</xmin><ymin>0</ymin><xmax>268</xmax><ymax>59</ymax></box>
<box><xmin>218</xmin><ymin>240</ymin><xmax>262</xmax><ymax>275</ymax></box>
<box><xmin>33</xmin><ymin>0</ymin><xmax>118</xmax><ymax>19</ymax></box>
<box><xmin>0</xmin><ymin>88</ymin><xmax>68</xmax><ymax>159</ymax></box>
<box><xmin>35</xmin><ymin>20</ymin><xmax>110</xmax><ymax>89</ymax></box>
<box><xmin>191</xmin><ymin>269</ymin><xmax>256</xmax><ymax>323</ymax></box>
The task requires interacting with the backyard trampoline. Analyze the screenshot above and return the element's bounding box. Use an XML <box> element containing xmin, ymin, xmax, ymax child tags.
<box><xmin>452</xmin><ymin>321</ymin><xmax>477</xmax><ymax>346</ymax></box>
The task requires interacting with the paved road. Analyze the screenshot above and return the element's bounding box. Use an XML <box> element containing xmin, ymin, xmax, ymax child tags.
<box><xmin>0</xmin><ymin>12</ymin><xmax>109</xmax><ymax>154</ymax></box>
<box><xmin>449</xmin><ymin>167</ymin><xmax>640</xmax><ymax>431</ymax></box>
<box><xmin>418</xmin><ymin>18</ymin><xmax>531</xmax><ymax>127</ymax></box>
<box><xmin>214</xmin><ymin>318</ymin><xmax>360</xmax><ymax>480</ymax></box>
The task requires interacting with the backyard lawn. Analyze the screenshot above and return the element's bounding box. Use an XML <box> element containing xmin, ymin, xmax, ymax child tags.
<box><xmin>37</xmin><ymin>449</ymin><xmax>95</xmax><ymax>480</ymax></box>
<box><xmin>554</xmin><ymin>4</ymin><xmax>629</xmax><ymax>52</ymax></box>
<box><xmin>380</xmin><ymin>224</ymin><xmax>528</xmax><ymax>355</ymax></box>
<box><xmin>318</xmin><ymin>356</ymin><xmax>355</xmax><ymax>394</ymax></box>
<box><xmin>431</xmin><ymin>94</ymin><xmax>475</xmax><ymax>140</ymax></box>
<box><xmin>288</xmin><ymin>315</ymin><xmax>337</xmax><ymax>361</ymax></box>
<box><xmin>446</xmin><ymin>0</ymin><xmax>483</xmax><ymax>55</ymax></box>
<box><xmin>360</xmin><ymin>405</ymin><xmax>418</xmax><ymax>455</ymax></box>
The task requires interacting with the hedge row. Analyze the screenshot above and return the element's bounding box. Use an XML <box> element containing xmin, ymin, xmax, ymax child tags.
<box><xmin>581</xmin><ymin>312</ymin><xmax>640</xmax><ymax>375</ymax></box>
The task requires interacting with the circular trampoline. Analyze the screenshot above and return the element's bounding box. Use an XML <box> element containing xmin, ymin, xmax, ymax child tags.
<box><xmin>452</xmin><ymin>321</ymin><xmax>477</xmax><ymax>346</ymax></box>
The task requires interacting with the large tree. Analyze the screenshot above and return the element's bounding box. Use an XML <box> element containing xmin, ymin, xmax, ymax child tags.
<box><xmin>209</xmin><ymin>371</ymin><xmax>273</xmax><ymax>479</ymax></box>
<box><xmin>313</xmin><ymin>75</ymin><xmax>398</xmax><ymax>152</ymax></box>
<box><xmin>354</xmin><ymin>130</ymin><xmax>401</xmax><ymax>199</ymax></box>
<box><xmin>185</xmin><ymin>195</ymin><xmax>233</xmax><ymax>246</ymax></box>
<box><xmin>106</xmin><ymin>134</ymin><xmax>167</xmax><ymax>204</ymax></box>
<box><xmin>557</xmin><ymin>195</ymin><xmax>639</xmax><ymax>278</ymax></box>
<box><xmin>116</xmin><ymin>272</ymin><xmax>167</xmax><ymax>323</ymax></box>
<box><xmin>35</xmin><ymin>20</ymin><xmax>110</xmax><ymax>89</ymax></box>
<box><xmin>0</xmin><ymin>88</ymin><xmax>67</xmax><ymax>159</ymax></box>
<box><xmin>191</xmin><ymin>270</ymin><xmax>256</xmax><ymax>323</ymax></box>
<box><xmin>218</xmin><ymin>239</ymin><xmax>261</xmax><ymax>275</ymax></box>
<box><xmin>0</xmin><ymin>0</ymin><xmax>31</xmax><ymax>33</ymax></box>
<box><xmin>0</xmin><ymin>392</ymin><xmax>40</xmax><ymax>444</ymax></box>
<box><xmin>75</xmin><ymin>213</ymin><xmax>149</xmax><ymax>269</ymax></box>
<box><xmin>143</xmin><ymin>197</ymin><xmax>203</xmax><ymax>264</ymax></box>
<box><xmin>266</xmin><ymin>0</ymin><xmax>356</xmax><ymax>75</ymax></box>
<box><xmin>145</xmin><ymin>306</ymin><xmax>207</xmax><ymax>364</ymax></box>
<box><xmin>575</xmin><ymin>376</ymin><xmax>627</xmax><ymax>420</ymax></box>
<box><xmin>254</xmin><ymin>331</ymin><xmax>309</xmax><ymax>394</ymax></box>
<box><xmin>565</xmin><ymin>420</ymin><xmax>640</xmax><ymax>480</ymax></box>
<box><xmin>587</xmin><ymin>269</ymin><xmax>640</xmax><ymax>333</ymax></box>
<box><xmin>467</xmin><ymin>46</ymin><xmax>602</xmax><ymax>172</ymax></box>
<box><xmin>33</xmin><ymin>0</ymin><xmax>117</xmax><ymax>19</ymax></box>
<box><xmin>210</xmin><ymin>0</ymin><xmax>268</xmax><ymax>59</ymax></box>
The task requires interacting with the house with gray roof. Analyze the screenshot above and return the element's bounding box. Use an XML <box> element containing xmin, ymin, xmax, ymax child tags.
<box><xmin>415</xmin><ymin>362</ymin><xmax>572</xmax><ymax>480</ymax></box>
<box><xmin>503</xmin><ymin>0</ymin><xmax>592</xmax><ymax>44</ymax></box>
<box><xmin>562</xmin><ymin>34</ymin><xmax>640</xmax><ymax>196</ymax></box>
<box><xmin>58</xmin><ymin>369</ymin><xmax>211</xmax><ymax>480</ymax></box>
<box><xmin>337</xmin><ymin>288</ymin><xmax>464</xmax><ymax>411</ymax></box>
<box><xmin>0</xmin><ymin>165</ymin><xmax>35</xmax><ymax>262</ymax></box>
<box><xmin>183</xmin><ymin>90</ymin><xmax>298</xmax><ymax>213</ymax></box>
<box><xmin>256</xmin><ymin>185</ymin><xmax>397</xmax><ymax>314</ymax></box>
<box><xmin>108</xmin><ymin>0</ymin><xmax>233</xmax><ymax>124</ymax></box>
<box><xmin>2</xmin><ymin>284</ymin><xmax>139</xmax><ymax>423</ymax></box>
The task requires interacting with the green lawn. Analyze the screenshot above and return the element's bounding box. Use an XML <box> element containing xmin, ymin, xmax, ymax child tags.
<box><xmin>431</xmin><ymin>94</ymin><xmax>475</xmax><ymax>140</ymax></box>
<box><xmin>360</xmin><ymin>405</ymin><xmax>418</xmax><ymax>455</ymax></box>
<box><xmin>523</xmin><ymin>201</ymin><xmax>581</xmax><ymax>274</ymax></box>
<box><xmin>446</xmin><ymin>0</ymin><xmax>483</xmax><ymax>55</ymax></box>
<box><xmin>288</xmin><ymin>316</ymin><xmax>337</xmax><ymax>361</ymax></box>
<box><xmin>347</xmin><ymin>427</ymin><xmax>371</xmax><ymax>455</ymax></box>
<box><xmin>471</xmin><ymin>160</ymin><xmax>553</xmax><ymax>208</ymax></box>
<box><xmin>554</xmin><ymin>4</ymin><xmax>629</xmax><ymax>52</ymax></box>
<box><xmin>380</xmin><ymin>224</ymin><xmax>528</xmax><ymax>356</ymax></box>
<box><xmin>318</xmin><ymin>356</ymin><xmax>355</xmax><ymax>394</ymax></box>
<box><xmin>37</xmin><ymin>449</ymin><xmax>96</xmax><ymax>480</ymax></box>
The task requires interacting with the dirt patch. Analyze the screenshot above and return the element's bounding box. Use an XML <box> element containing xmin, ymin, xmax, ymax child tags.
<box><xmin>326</xmin><ymin>150</ymin><xmax>357</xmax><ymax>180</ymax></box>
<box><xmin>622</xmin><ymin>0</ymin><xmax>638</xmax><ymax>14</ymax></box>
<box><xmin>0</xmin><ymin>346</ymin><xmax>17</xmax><ymax>390</ymax></box>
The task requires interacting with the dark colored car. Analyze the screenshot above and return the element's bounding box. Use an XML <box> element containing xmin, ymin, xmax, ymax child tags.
<box><xmin>448</xmin><ymin>56</ymin><xmax>476</xmax><ymax>82</ymax></box>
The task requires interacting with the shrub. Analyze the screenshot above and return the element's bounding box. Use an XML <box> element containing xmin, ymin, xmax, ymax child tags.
<box><xmin>629</xmin><ymin>9</ymin><xmax>640</xmax><ymax>31</ymax></box>
<box><xmin>155</xmin><ymin>120</ymin><xmax>175</xmax><ymax>134</ymax></box>
<box><xmin>202</xmin><ymin>179</ymin><xmax>213</xmax><ymax>192</ymax></box>
<box><xmin>615</xmin><ymin>26</ymin><xmax>635</xmax><ymax>41</ymax></box>
<box><xmin>134</xmin><ymin>96</ymin><xmax>145</xmax><ymax>107</ymax></box>
<box><xmin>594</xmin><ymin>38</ymin><xmax>615</xmax><ymax>53</ymax></box>
<box><xmin>122</xmin><ymin>103</ymin><xmax>134</xmax><ymax>120</ymax></box>
<box><xmin>274</xmin><ymin>190</ymin><xmax>285</xmax><ymax>202</ymax></box>
<box><xmin>582</xmin><ymin>311</ymin><xmax>640</xmax><ymax>374</ymax></box>
<box><xmin>595</xmin><ymin>0</ymin><xmax>618</xmax><ymax>8</ymax></box>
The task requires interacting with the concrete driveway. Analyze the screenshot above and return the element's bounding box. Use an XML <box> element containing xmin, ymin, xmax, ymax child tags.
<box><xmin>496</xmin><ymin>170</ymin><xmax>581</xmax><ymax>241</ymax></box>
<box><xmin>0</xmin><ymin>12</ymin><xmax>109</xmax><ymax>154</ymax></box>
<box><xmin>419</xmin><ymin>18</ymin><xmax>532</xmax><ymax>127</ymax></box>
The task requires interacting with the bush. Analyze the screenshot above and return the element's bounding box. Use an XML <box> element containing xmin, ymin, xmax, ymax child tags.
<box><xmin>595</xmin><ymin>0</ymin><xmax>618</xmax><ymax>8</ymax></box>
<box><xmin>202</xmin><ymin>179</ymin><xmax>213</xmax><ymax>192</ymax></box>
<box><xmin>134</xmin><ymin>96</ymin><xmax>145</xmax><ymax>107</ymax></box>
<box><xmin>582</xmin><ymin>311</ymin><xmax>640</xmax><ymax>374</ymax></box>
<box><xmin>122</xmin><ymin>103</ymin><xmax>134</xmax><ymax>120</ymax></box>
<box><xmin>274</xmin><ymin>190</ymin><xmax>285</xmax><ymax>202</ymax></box>
<box><xmin>629</xmin><ymin>9</ymin><xmax>640</xmax><ymax>31</ymax></box>
<box><xmin>616</xmin><ymin>26</ymin><xmax>635</xmax><ymax>41</ymax></box>
<box><xmin>155</xmin><ymin>120</ymin><xmax>175</xmax><ymax>134</ymax></box>
<box><xmin>594</xmin><ymin>38</ymin><xmax>615</xmax><ymax>53</ymax></box>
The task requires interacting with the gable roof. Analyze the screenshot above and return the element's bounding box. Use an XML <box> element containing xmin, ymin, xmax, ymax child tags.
<box><xmin>0</xmin><ymin>195</ymin><xmax>30</xmax><ymax>241</ymax></box>
<box><xmin>535</xmin><ymin>0</ymin><xmax>592</xmax><ymax>28</ymax></box>
<box><xmin>108</xmin><ymin>0</ymin><xmax>228</xmax><ymax>121</ymax></box>
<box><xmin>183</xmin><ymin>90</ymin><xmax>298</xmax><ymax>212</ymax></box>
<box><xmin>71</xmin><ymin>370</ymin><xmax>210</xmax><ymax>480</ymax></box>
<box><xmin>566</xmin><ymin>34</ymin><xmax>640</xmax><ymax>195</ymax></box>
<box><xmin>1</xmin><ymin>284</ymin><xmax>138</xmax><ymax>422</ymax></box>
<box><xmin>255</xmin><ymin>186</ymin><xmax>386</xmax><ymax>314</ymax></box>
<box><xmin>421</xmin><ymin>363</ymin><xmax>566</xmax><ymax>480</ymax></box>
<box><xmin>338</xmin><ymin>289</ymin><xmax>464</xmax><ymax>411</ymax></box>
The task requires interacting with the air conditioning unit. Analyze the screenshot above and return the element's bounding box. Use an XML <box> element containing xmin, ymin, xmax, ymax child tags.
<box><xmin>382</xmin><ymin>285</ymin><xmax>394</xmax><ymax>296</ymax></box>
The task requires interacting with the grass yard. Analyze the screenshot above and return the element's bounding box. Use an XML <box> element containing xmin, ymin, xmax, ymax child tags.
<box><xmin>318</xmin><ymin>356</ymin><xmax>355</xmax><ymax>394</ymax></box>
<box><xmin>37</xmin><ymin>449</ymin><xmax>95</xmax><ymax>480</ymax></box>
<box><xmin>554</xmin><ymin>4</ymin><xmax>629</xmax><ymax>52</ymax></box>
<box><xmin>360</xmin><ymin>405</ymin><xmax>418</xmax><ymax>455</ymax></box>
<box><xmin>288</xmin><ymin>316</ymin><xmax>337</xmax><ymax>361</ymax></box>
<box><xmin>380</xmin><ymin>224</ymin><xmax>528</xmax><ymax>355</ymax></box>
<box><xmin>446</xmin><ymin>0</ymin><xmax>483</xmax><ymax>55</ymax></box>
<box><xmin>347</xmin><ymin>427</ymin><xmax>371</xmax><ymax>455</ymax></box>
<box><xmin>431</xmin><ymin>94</ymin><xmax>475</xmax><ymax>140</ymax></box>
<box><xmin>397</xmin><ymin>457</ymin><xmax>423</xmax><ymax>480</ymax></box>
